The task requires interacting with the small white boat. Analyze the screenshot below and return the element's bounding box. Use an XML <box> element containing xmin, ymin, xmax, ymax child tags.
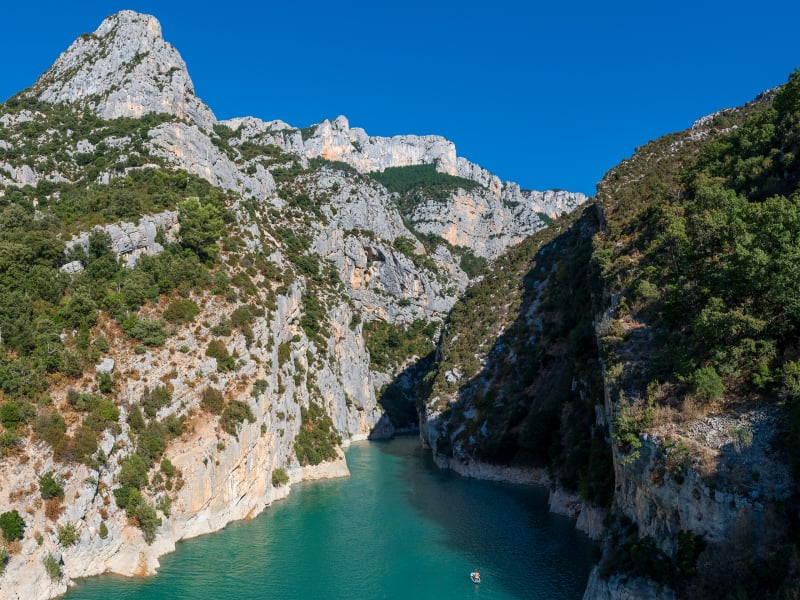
<box><xmin>470</xmin><ymin>571</ymin><xmax>481</xmax><ymax>584</ymax></box>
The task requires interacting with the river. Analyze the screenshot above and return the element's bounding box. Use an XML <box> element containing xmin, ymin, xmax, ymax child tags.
<box><xmin>65</xmin><ymin>437</ymin><xmax>596</xmax><ymax>599</ymax></box>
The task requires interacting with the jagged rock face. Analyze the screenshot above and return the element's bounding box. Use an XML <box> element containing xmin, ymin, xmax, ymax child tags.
<box><xmin>306</xmin><ymin>116</ymin><xmax>460</xmax><ymax>175</ymax></box>
<box><xmin>63</xmin><ymin>210</ymin><xmax>179</xmax><ymax>270</ymax></box>
<box><xmin>407</xmin><ymin>186</ymin><xmax>587</xmax><ymax>259</ymax></box>
<box><xmin>147</xmin><ymin>122</ymin><xmax>276</xmax><ymax>199</ymax></box>
<box><xmin>28</xmin><ymin>11</ymin><xmax>216</xmax><ymax>130</ymax></box>
<box><xmin>220</xmin><ymin>114</ymin><xmax>587</xmax><ymax>259</ymax></box>
<box><xmin>610</xmin><ymin>409</ymin><xmax>793</xmax><ymax>552</ymax></box>
<box><xmin>582</xmin><ymin>567</ymin><xmax>676</xmax><ymax>600</ymax></box>
<box><xmin>307</xmin><ymin>169</ymin><xmax>467</xmax><ymax>319</ymax></box>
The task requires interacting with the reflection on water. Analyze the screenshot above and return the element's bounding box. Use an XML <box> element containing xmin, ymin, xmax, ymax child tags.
<box><xmin>66</xmin><ymin>437</ymin><xmax>595</xmax><ymax>600</ymax></box>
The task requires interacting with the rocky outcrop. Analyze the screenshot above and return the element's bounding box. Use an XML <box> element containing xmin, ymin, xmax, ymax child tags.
<box><xmin>219</xmin><ymin>113</ymin><xmax>588</xmax><ymax>260</ymax></box>
<box><xmin>431</xmin><ymin>451</ymin><xmax>551</xmax><ymax>486</ymax></box>
<box><xmin>611</xmin><ymin>412</ymin><xmax>792</xmax><ymax>554</ymax></box>
<box><xmin>148</xmin><ymin>122</ymin><xmax>276</xmax><ymax>200</ymax></box>
<box><xmin>303</xmin><ymin>116</ymin><xmax>460</xmax><ymax>175</ymax></box>
<box><xmin>28</xmin><ymin>11</ymin><xmax>216</xmax><ymax>130</ymax></box>
<box><xmin>63</xmin><ymin>210</ymin><xmax>179</xmax><ymax>269</ymax></box>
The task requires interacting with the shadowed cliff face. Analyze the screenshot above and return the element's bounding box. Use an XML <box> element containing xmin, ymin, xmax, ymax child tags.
<box><xmin>409</xmin><ymin>75</ymin><xmax>800</xmax><ymax>598</ymax></box>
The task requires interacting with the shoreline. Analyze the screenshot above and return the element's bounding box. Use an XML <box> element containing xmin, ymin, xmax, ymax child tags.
<box><xmin>430</xmin><ymin>450</ymin><xmax>606</xmax><ymax>541</ymax></box>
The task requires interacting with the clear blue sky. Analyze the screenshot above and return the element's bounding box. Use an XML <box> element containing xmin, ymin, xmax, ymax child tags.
<box><xmin>3</xmin><ymin>1</ymin><xmax>800</xmax><ymax>196</ymax></box>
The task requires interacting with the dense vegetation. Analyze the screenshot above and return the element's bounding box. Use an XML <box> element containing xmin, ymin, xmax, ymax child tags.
<box><xmin>0</xmin><ymin>96</ymin><xmax>175</xmax><ymax>190</ymax></box>
<box><xmin>294</xmin><ymin>402</ymin><xmax>341</xmax><ymax>466</ymax></box>
<box><xmin>368</xmin><ymin>164</ymin><xmax>480</xmax><ymax>196</ymax></box>
<box><xmin>595</xmin><ymin>73</ymin><xmax>800</xmax><ymax>462</ymax></box>
<box><xmin>363</xmin><ymin>319</ymin><xmax>438</xmax><ymax>372</ymax></box>
<box><xmin>592</xmin><ymin>72</ymin><xmax>800</xmax><ymax>596</ymax></box>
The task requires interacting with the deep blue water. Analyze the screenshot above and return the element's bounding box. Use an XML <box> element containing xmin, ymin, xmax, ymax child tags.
<box><xmin>65</xmin><ymin>437</ymin><xmax>596</xmax><ymax>599</ymax></box>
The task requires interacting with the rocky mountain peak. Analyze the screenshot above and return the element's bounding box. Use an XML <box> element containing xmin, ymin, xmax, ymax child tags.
<box><xmin>27</xmin><ymin>10</ymin><xmax>216</xmax><ymax>130</ymax></box>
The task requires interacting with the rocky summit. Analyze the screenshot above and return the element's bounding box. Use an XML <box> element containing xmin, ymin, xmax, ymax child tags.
<box><xmin>28</xmin><ymin>11</ymin><xmax>217</xmax><ymax>130</ymax></box>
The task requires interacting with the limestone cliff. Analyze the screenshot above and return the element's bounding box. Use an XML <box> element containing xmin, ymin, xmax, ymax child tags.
<box><xmin>222</xmin><ymin>114</ymin><xmax>587</xmax><ymax>259</ymax></box>
<box><xmin>0</xmin><ymin>10</ymin><xmax>591</xmax><ymax>600</ymax></box>
<box><xmin>27</xmin><ymin>10</ymin><xmax>216</xmax><ymax>130</ymax></box>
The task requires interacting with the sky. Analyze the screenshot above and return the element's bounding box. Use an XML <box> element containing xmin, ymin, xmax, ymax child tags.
<box><xmin>2</xmin><ymin>1</ymin><xmax>800</xmax><ymax>196</ymax></box>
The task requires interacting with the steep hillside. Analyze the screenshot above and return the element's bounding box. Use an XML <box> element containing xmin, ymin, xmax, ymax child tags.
<box><xmin>0</xmin><ymin>11</ymin><xmax>587</xmax><ymax>599</ymax></box>
<box><xmin>419</xmin><ymin>204</ymin><xmax>613</xmax><ymax>508</ymax></box>
<box><xmin>588</xmin><ymin>74</ymin><xmax>800</xmax><ymax>599</ymax></box>
<box><xmin>418</xmin><ymin>74</ymin><xmax>800</xmax><ymax>598</ymax></box>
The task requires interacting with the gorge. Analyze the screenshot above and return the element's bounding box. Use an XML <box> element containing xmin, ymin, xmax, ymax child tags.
<box><xmin>0</xmin><ymin>9</ymin><xmax>798</xmax><ymax>600</ymax></box>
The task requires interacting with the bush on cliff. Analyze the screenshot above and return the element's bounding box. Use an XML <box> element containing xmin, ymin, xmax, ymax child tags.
<box><xmin>0</xmin><ymin>510</ymin><xmax>25</xmax><ymax>542</ymax></box>
<box><xmin>220</xmin><ymin>400</ymin><xmax>255</xmax><ymax>437</ymax></box>
<box><xmin>272</xmin><ymin>468</ymin><xmax>289</xmax><ymax>486</ymax></box>
<box><xmin>38</xmin><ymin>471</ymin><xmax>65</xmax><ymax>500</ymax></box>
<box><xmin>294</xmin><ymin>402</ymin><xmax>341</xmax><ymax>466</ymax></box>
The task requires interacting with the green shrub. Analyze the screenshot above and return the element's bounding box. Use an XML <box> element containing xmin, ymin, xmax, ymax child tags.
<box><xmin>113</xmin><ymin>486</ymin><xmax>141</xmax><ymax>511</ymax></box>
<box><xmin>691</xmin><ymin>366</ymin><xmax>725</xmax><ymax>403</ymax></box>
<box><xmin>43</xmin><ymin>552</ymin><xmax>61</xmax><ymax>580</ymax></box>
<box><xmin>156</xmin><ymin>495</ymin><xmax>172</xmax><ymax>518</ymax></box>
<box><xmin>300</xmin><ymin>292</ymin><xmax>327</xmax><ymax>347</ymax></box>
<box><xmin>277</xmin><ymin>342</ymin><xmax>292</xmax><ymax>367</ymax></box>
<box><xmin>675</xmin><ymin>530</ymin><xmax>706</xmax><ymax>577</ymax></box>
<box><xmin>178</xmin><ymin>197</ymin><xmax>224</xmax><ymax>261</ymax></box>
<box><xmin>93</xmin><ymin>336</ymin><xmax>110</xmax><ymax>353</ymax></box>
<box><xmin>112</xmin><ymin>488</ymin><xmax>161</xmax><ymax>544</ymax></box>
<box><xmin>0</xmin><ymin>401</ymin><xmax>23</xmax><ymax>429</ymax></box>
<box><xmin>201</xmin><ymin>387</ymin><xmax>225</xmax><ymax>415</ymax></box>
<box><xmin>98</xmin><ymin>371</ymin><xmax>114</xmax><ymax>394</ymax></box>
<box><xmin>206</xmin><ymin>340</ymin><xmax>235</xmax><ymax>372</ymax></box>
<box><xmin>458</xmin><ymin>250</ymin><xmax>487</xmax><ymax>278</ymax></box>
<box><xmin>251</xmin><ymin>379</ymin><xmax>268</xmax><ymax>397</ymax></box>
<box><xmin>33</xmin><ymin>411</ymin><xmax>67</xmax><ymax>451</ymax></box>
<box><xmin>123</xmin><ymin>316</ymin><xmax>167</xmax><ymax>346</ymax></box>
<box><xmin>634</xmin><ymin>279</ymin><xmax>660</xmax><ymax>301</ymax></box>
<box><xmin>160</xmin><ymin>457</ymin><xmax>176</xmax><ymax>478</ymax></box>
<box><xmin>781</xmin><ymin>359</ymin><xmax>800</xmax><ymax>400</ymax></box>
<box><xmin>118</xmin><ymin>454</ymin><xmax>149</xmax><ymax>490</ymax></box>
<box><xmin>57</xmin><ymin>521</ymin><xmax>77</xmax><ymax>547</ymax></box>
<box><xmin>38</xmin><ymin>471</ymin><xmax>65</xmax><ymax>500</ymax></box>
<box><xmin>141</xmin><ymin>385</ymin><xmax>171</xmax><ymax>419</ymax></box>
<box><xmin>163</xmin><ymin>298</ymin><xmax>200</xmax><ymax>324</ymax></box>
<box><xmin>127</xmin><ymin>405</ymin><xmax>146</xmax><ymax>433</ymax></box>
<box><xmin>0</xmin><ymin>430</ymin><xmax>19</xmax><ymax>454</ymax></box>
<box><xmin>98</xmin><ymin>521</ymin><xmax>108</xmax><ymax>540</ymax></box>
<box><xmin>136</xmin><ymin>422</ymin><xmax>168</xmax><ymax>465</ymax></box>
<box><xmin>0</xmin><ymin>544</ymin><xmax>8</xmax><ymax>575</ymax></box>
<box><xmin>271</xmin><ymin>468</ymin><xmax>289</xmax><ymax>486</ymax></box>
<box><xmin>220</xmin><ymin>400</ymin><xmax>256</xmax><ymax>437</ymax></box>
<box><xmin>612</xmin><ymin>395</ymin><xmax>655</xmax><ymax>463</ymax></box>
<box><xmin>294</xmin><ymin>402</ymin><xmax>341</xmax><ymax>466</ymax></box>
<box><xmin>0</xmin><ymin>510</ymin><xmax>25</xmax><ymax>542</ymax></box>
<box><xmin>132</xmin><ymin>498</ymin><xmax>161</xmax><ymax>544</ymax></box>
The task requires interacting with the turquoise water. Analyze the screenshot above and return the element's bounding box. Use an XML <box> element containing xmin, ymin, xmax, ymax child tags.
<box><xmin>65</xmin><ymin>437</ymin><xmax>596</xmax><ymax>599</ymax></box>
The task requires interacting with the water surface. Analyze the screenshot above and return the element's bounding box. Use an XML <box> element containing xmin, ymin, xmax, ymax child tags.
<box><xmin>66</xmin><ymin>437</ymin><xmax>595</xmax><ymax>599</ymax></box>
